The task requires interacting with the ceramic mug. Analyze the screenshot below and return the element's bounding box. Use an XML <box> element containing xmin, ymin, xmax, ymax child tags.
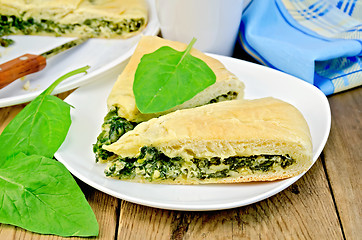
<box><xmin>155</xmin><ymin>0</ymin><xmax>244</xmax><ymax>56</ymax></box>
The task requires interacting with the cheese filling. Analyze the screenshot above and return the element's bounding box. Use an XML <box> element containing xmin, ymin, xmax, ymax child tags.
<box><xmin>104</xmin><ymin>146</ymin><xmax>296</xmax><ymax>181</ymax></box>
<box><xmin>0</xmin><ymin>15</ymin><xmax>145</xmax><ymax>37</ymax></box>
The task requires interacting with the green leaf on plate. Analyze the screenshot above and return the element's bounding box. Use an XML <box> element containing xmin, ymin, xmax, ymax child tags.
<box><xmin>133</xmin><ymin>38</ymin><xmax>216</xmax><ymax>114</ymax></box>
<box><xmin>0</xmin><ymin>66</ymin><xmax>89</xmax><ymax>160</ymax></box>
<box><xmin>0</xmin><ymin>152</ymin><xmax>99</xmax><ymax>237</ymax></box>
<box><xmin>0</xmin><ymin>95</ymin><xmax>71</xmax><ymax>160</ymax></box>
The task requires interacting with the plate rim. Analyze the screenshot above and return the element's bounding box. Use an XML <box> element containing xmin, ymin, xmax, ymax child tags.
<box><xmin>55</xmin><ymin>54</ymin><xmax>331</xmax><ymax>211</ymax></box>
<box><xmin>0</xmin><ymin>0</ymin><xmax>160</xmax><ymax>108</ymax></box>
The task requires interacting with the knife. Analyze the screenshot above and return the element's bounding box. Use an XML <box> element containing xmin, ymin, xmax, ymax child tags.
<box><xmin>0</xmin><ymin>37</ymin><xmax>88</xmax><ymax>89</ymax></box>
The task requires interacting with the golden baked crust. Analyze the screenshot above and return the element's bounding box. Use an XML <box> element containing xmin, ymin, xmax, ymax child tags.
<box><xmin>0</xmin><ymin>0</ymin><xmax>148</xmax><ymax>38</ymax></box>
<box><xmin>107</xmin><ymin>35</ymin><xmax>245</xmax><ymax>122</ymax></box>
<box><xmin>93</xmin><ymin>36</ymin><xmax>244</xmax><ymax>163</ymax></box>
<box><xmin>104</xmin><ymin>98</ymin><xmax>313</xmax><ymax>183</ymax></box>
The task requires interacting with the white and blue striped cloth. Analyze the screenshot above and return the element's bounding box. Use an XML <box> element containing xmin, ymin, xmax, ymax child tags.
<box><xmin>239</xmin><ymin>0</ymin><xmax>361</xmax><ymax>95</ymax></box>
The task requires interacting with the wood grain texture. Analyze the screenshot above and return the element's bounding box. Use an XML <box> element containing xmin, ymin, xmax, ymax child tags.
<box><xmin>118</xmin><ymin>201</ymin><xmax>173</xmax><ymax>240</ymax></box>
<box><xmin>116</xmin><ymin>159</ymin><xmax>343</xmax><ymax>240</ymax></box>
<box><xmin>323</xmin><ymin>86</ymin><xmax>362</xmax><ymax>239</ymax></box>
<box><xmin>0</xmin><ymin>87</ymin><xmax>360</xmax><ymax>240</ymax></box>
<box><xmin>0</xmin><ymin>104</ymin><xmax>24</xmax><ymax>133</ymax></box>
<box><xmin>78</xmin><ymin>181</ymin><xmax>120</xmax><ymax>240</ymax></box>
<box><xmin>230</xmin><ymin>159</ymin><xmax>343</xmax><ymax>240</ymax></box>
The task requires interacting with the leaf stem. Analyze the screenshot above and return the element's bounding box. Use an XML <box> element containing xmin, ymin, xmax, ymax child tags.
<box><xmin>43</xmin><ymin>66</ymin><xmax>90</xmax><ymax>96</ymax></box>
<box><xmin>184</xmin><ymin>37</ymin><xmax>197</xmax><ymax>55</ymax></box>
<box><xmin>177</xmin><ymin>38</ymin><xmax>197</xmax><ymax>67</ymax></box>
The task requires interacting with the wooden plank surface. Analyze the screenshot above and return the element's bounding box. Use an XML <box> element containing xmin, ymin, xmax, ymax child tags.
<box><xmin>117</xmin><ymin>159</ymin><xmax>344</xmax><ymax>240</ymax></box>
<box><xmin>323</xmin><ymin>86</ymin><xmax>362</xmax><ymax>239</ymax></box>
<box><xmin>0</xmin><ymin>83</ymin><xmax>360</xmax><ymax>239</ymax></box>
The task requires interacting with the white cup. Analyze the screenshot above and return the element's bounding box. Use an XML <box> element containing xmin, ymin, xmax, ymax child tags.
<box><xmin>155</xmin><ymin>0</ymin><xmax>244</xmax><ymax>56</ymax></box>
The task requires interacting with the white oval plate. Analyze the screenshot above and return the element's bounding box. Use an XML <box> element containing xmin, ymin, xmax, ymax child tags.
<box><xmin>55</xmin><ymin>54</ymin><xmax>331</xmax><ymax>211</ymax></box>
<box><xmin>0</xmin><ymin>0</ymin><xmax>159</xmax><ymax>108</ymax></box>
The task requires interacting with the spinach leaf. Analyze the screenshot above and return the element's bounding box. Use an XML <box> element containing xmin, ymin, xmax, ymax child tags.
<box><xmin>0</xmin><ymin>67</ymin><xmax>88</xmax><ymax>161</ymax></box>
<box><xmin>133</xmin><ymin>38</ymin><xmax>216</xmax><ymax>113</ymax></box>
<box><xmin>0</xmin><ymin>66</ymin><xmax>99</xmax><ymax>237</ymax></box>
<box><xmin>0</xmin><ymin>152</ymin><xmax>99</xmax><ymax>237</ymax></box>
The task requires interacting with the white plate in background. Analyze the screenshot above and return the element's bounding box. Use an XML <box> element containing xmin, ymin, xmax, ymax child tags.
<box><xmin>55</xmin><ymin>54</ymin><xmax>331</xmax><ymax>211</ymax></box>
<box><xmin>0</xmin><ymin>0</ymin><xmax>159</xmax><ymax>107</ymax></box>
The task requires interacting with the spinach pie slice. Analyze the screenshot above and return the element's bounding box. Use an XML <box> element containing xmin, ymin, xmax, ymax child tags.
<box><xmin>0</xmin><ymin>0</ymin><xmax>148</xmax><ymax>38</ymax></box>
<box><xmin>93</xmin><ymin>36</ymin><xmax>245</xmax><ymax>163</ymax></box>
<box><xmin>103</xmin><ymin>98</ymin><xmax>313</xmax><ymax>184</ymax></box>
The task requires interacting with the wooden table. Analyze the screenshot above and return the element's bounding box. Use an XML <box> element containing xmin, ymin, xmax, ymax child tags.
<box><xmin>0</xmin><ymin>46</ymin><xmax>361</xmax><ymax>239</ymax></box>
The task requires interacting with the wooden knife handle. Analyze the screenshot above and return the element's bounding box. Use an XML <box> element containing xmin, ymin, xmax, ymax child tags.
<box><xmin>0</xmin><ymin>54</ymin><xmax>46</xmax><ymax>89</ymax></box>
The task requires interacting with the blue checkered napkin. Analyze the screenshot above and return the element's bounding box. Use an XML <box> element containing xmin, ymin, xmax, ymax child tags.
<box><xmin>239</xmin><ymin>0</ymin><xmax>362</xmax><ymax>95</ymax></box>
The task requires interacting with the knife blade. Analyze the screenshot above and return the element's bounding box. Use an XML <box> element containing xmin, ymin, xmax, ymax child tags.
<box><xmin>0</xmin><ymin>37</ymin><xmax>88</xmax><ymax>89</ymax></box>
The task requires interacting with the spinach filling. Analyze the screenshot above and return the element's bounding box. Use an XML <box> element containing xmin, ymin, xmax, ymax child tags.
<box><xmin>105</xmin><ymin>146</ymin><xmax>296</xmax><ymax>181</ymax></box>
<box><xmin>208</xmin><ymin>91</ymin><xmax>238</xmax><ymax>104</ymax></box>
<box><xmin>0</xmin><ymin>15</ymin><xmax>145</xmax><ymax>37</ymax></box>
<box><xmin>94</xmin><ymin>92</ymin><xmax>239</xmax><ymax>163</ymax></box>
<box><xmin>105</xmin><ymin>146</ymin><xmax>184</xmax><ymax>181</ymax></box>
<box><xmin>93</xmin><ymin>107</ymin><xmax>137</xmax><ymax>162</ymax></box>
<box><xmin>0</xmin><ymin>37</ymin><xmax>14</xmax><ymax>47</ymax></box>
